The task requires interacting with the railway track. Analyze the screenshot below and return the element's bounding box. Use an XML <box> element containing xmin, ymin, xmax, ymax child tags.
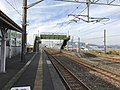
<box><xmin>44</xmin><ymin>50</ymin><xmax>91</xmax><ymax>90</ymax></box>
<box><xmin>62</xmin><ymin>52</ymin><xmax>120</xmax><ymax>84</ymax></box>
<box><xmin>101</xmin><ymin>56</ymin><xmax>120</xmax><ymax>62</ymax></box>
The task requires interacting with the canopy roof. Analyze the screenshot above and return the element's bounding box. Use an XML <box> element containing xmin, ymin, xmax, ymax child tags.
<box><xmin>0</xmin><ymin>10</ymin><xmax>22</xmax><ymax>32</ymax></box>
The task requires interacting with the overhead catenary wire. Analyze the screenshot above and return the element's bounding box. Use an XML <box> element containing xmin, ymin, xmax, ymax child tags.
<box><xmin>13</xmin><ymin>0</ymin><xmax>20</xmax><ymax>10</ymax></box>
<box><xmin>76</xmin><ymin>8</ymin><xmax>120</xmax><ymax>36</ymax></box>
<box><xmin>58</xmin><ymin>0</ymin><xmax>120</xmax><ymax>6</ymax></box>
<box><xmin>56</xmin><ymin>5</ymin><xmax>88</xmax><ymax>33</ymax></box>
<box><xmin>82</xmin><ymin>33</ymin><xmax>120</xmax><ymax>41</ymax></box>
<box><xmin>80</xmin><ymin>17</ymin><xmax>120</xmax><ymax>36</ymax></box>
<box><xmin>56</xmin><ymin>0</ymin><xmax>117</xmax><ymax>34</ymax></box>
<box><xmin>12</xmin><ymin>0</ymin><xmax>17</xmax><ymax>9</ymax></box>
<box><xmin>56</xmin><ymin>0</ymin><xmax>111</xmax><ymax>34</ymax></box>
<box><xmin>5</xmin><ymin>0</ymin><xmax>22</xmax><ymax>16</ymax></box>
<box><xmin>55</xmin><ymin>4</ymin><xmax>82</xmax><ymax>33</ymax></box>
<box><xmin>56</xmin><ymin>0</ymin><xmax>120</xmax><ymax>34</ymax></box>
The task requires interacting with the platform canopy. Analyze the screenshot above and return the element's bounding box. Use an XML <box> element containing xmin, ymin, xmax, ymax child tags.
<box><xmin>0</xmin><ymin>10</ymin><xmax>22</xmax><ymax>73</ymax></box>
<box><xmin>0</xmin><ymin>10</ymin><xmax>22</xmax><ymax>32</ymax></box>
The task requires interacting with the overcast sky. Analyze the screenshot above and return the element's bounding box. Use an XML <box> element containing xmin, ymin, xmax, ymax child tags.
<box><xmin>0</xmin><ymin>0</ymin><xmax>120</xmax><ymax>45</ymax></box>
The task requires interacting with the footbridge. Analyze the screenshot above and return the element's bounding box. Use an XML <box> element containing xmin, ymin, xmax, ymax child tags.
<box><xmin>33</xmin><ymin>33</ymin><xmax>70</xmax><ymax>51</ymax></box>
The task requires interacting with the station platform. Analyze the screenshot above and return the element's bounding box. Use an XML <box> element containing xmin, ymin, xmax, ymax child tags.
<box><xmin>0</xmin><ymin>50</ymin><xmax>65</xmax><ymax>90</ymax></box>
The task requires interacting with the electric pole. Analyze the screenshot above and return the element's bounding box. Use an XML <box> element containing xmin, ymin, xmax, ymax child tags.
<box><xmin>72</xmin><ymin>36</ymin><xmax>74</xmax><ymax>51</ymax></box>
<box><xmin>67</xmin><ymin>31</ymin><xmax>69</xmax><ymax>50</ymax></box>
<box><xmin>78</xmin><ymin>37</ymin><xmax>80</xmax><ymax>53</ymax></box>
<box><xmin>86</xmin><ymin>0</ymin><xmax>90</xmax><ymax>22</ymax></box>
<box><xmin>104</xmin><ymin>29</ymin><xmax>107</xmax><ymax>53</ymax></box>
<box><xmin>21</xmin><ymin>0</ymin><xmax>43</xmax><ymax>62</ymax></box>
<box><xmin>21</xmin><ymin>0</ymin><xmax>27</xmax><ymax>62</ymax></box>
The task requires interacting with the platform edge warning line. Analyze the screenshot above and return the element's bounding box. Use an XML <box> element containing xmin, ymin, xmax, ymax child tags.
<box><xmin>2</xmin><ymin>53</ymin><xmax>37</xmax><ymax>90</ymax></box>
<box><xmin>33</xmin><ymin>49</ymin><xmax>43</xmax><ymax>90</ymax></box>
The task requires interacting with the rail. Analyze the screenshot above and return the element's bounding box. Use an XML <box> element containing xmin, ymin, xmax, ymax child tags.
<box><xmin>62</xmin><ymin>51</ymin><xmax>120</xmax><ymax>83</ymax></box>
<box><xmin>44</xmin><ymin>50</ymin><xmax>90</xmax><ymax>90</ymax></box>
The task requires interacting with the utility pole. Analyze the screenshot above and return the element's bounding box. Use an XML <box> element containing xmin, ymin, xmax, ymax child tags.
<box><xmin>21</xmin><ymin>0</ymin><xmax>43</xmax><ymax>62</ymax></box>
<box><xmin>78</xmin><ymin>37</ymin><xmax>80</xmax><ymax>53</ymax></box>
<box><xmin>86</xmin><ymin>0</ymin><xmax>90</xmax><ymax>22</ymax></box>
<box><xmin>38</xmin><ymin>30</ymin><xmax>39</xmax><ymax>36</ymax></box>
<box><xmin>104</xmin><ymin>29</ymin><xmax>107</xmax><ymax>53</ymax></box>
<box><xmin>67</xmin><ymin>31</ymin><xmax>69</xmax><ymax>50</ymax></box>
<box><xmin>21</xmin><ymin>0</ymin><xmax>27</xmax><ymax>62</ymax></box>
<box><xmin>72</xmin><ymin>36</ymin><xmax>74</xmax><ymax>51</ymax></box>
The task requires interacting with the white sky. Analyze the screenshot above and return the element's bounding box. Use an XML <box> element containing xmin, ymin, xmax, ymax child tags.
<box><xmin>0</xmin><ymin>0</ymin><xmax>120</xmax><ymax>45</ymax></box>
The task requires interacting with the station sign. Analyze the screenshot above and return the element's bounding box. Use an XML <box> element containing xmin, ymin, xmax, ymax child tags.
<box><xmin>10</xmin><ymin>86</ymin><xmax>31</xmax><ymax>90</ymax></box>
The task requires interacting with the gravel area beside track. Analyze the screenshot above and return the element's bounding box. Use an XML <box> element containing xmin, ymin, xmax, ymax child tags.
<box><xmin>54</xmin><ymin>55</ymin><xmax>120</xmax><ymax>90</ymax></box>
<box><xmin>62</xmin><ymin>50</ymin><xmax>120</xmax><ymax>75</ymax></box>
<box><xmin>85</xmin><ymin>57</ymin><xmax>120</xmax><ymax>74</ymax></box>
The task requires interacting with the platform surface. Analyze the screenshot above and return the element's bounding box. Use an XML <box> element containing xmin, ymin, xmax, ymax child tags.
<box><xmin>0</xmin><ymin>51</ymin><xmax>65</xmax><ymax>90</ymax></box>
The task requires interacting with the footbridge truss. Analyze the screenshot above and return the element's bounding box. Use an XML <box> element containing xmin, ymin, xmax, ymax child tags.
<box><xmin>33</xmin><ymin>33</ymin><xmax>70</xmax><ymax>51</ymax></box>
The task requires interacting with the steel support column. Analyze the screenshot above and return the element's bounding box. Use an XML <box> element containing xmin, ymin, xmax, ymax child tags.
<box><xmin>0</xmin><ymin>26</ymin><xmax>8</xmax><ymax>73</ymax></box>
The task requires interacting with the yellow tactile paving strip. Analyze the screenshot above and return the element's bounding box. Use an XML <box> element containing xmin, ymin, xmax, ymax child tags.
<box><xmin>34</xmin><ymin>50</ymin><xmax>43</xmax><ymax>90</ymax></box>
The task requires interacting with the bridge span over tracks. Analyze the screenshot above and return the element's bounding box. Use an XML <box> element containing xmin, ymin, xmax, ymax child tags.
<box><xmin>33</xmin><ymin>33</ymin><xmax>70</xmax><ymax>51</ymax></box>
